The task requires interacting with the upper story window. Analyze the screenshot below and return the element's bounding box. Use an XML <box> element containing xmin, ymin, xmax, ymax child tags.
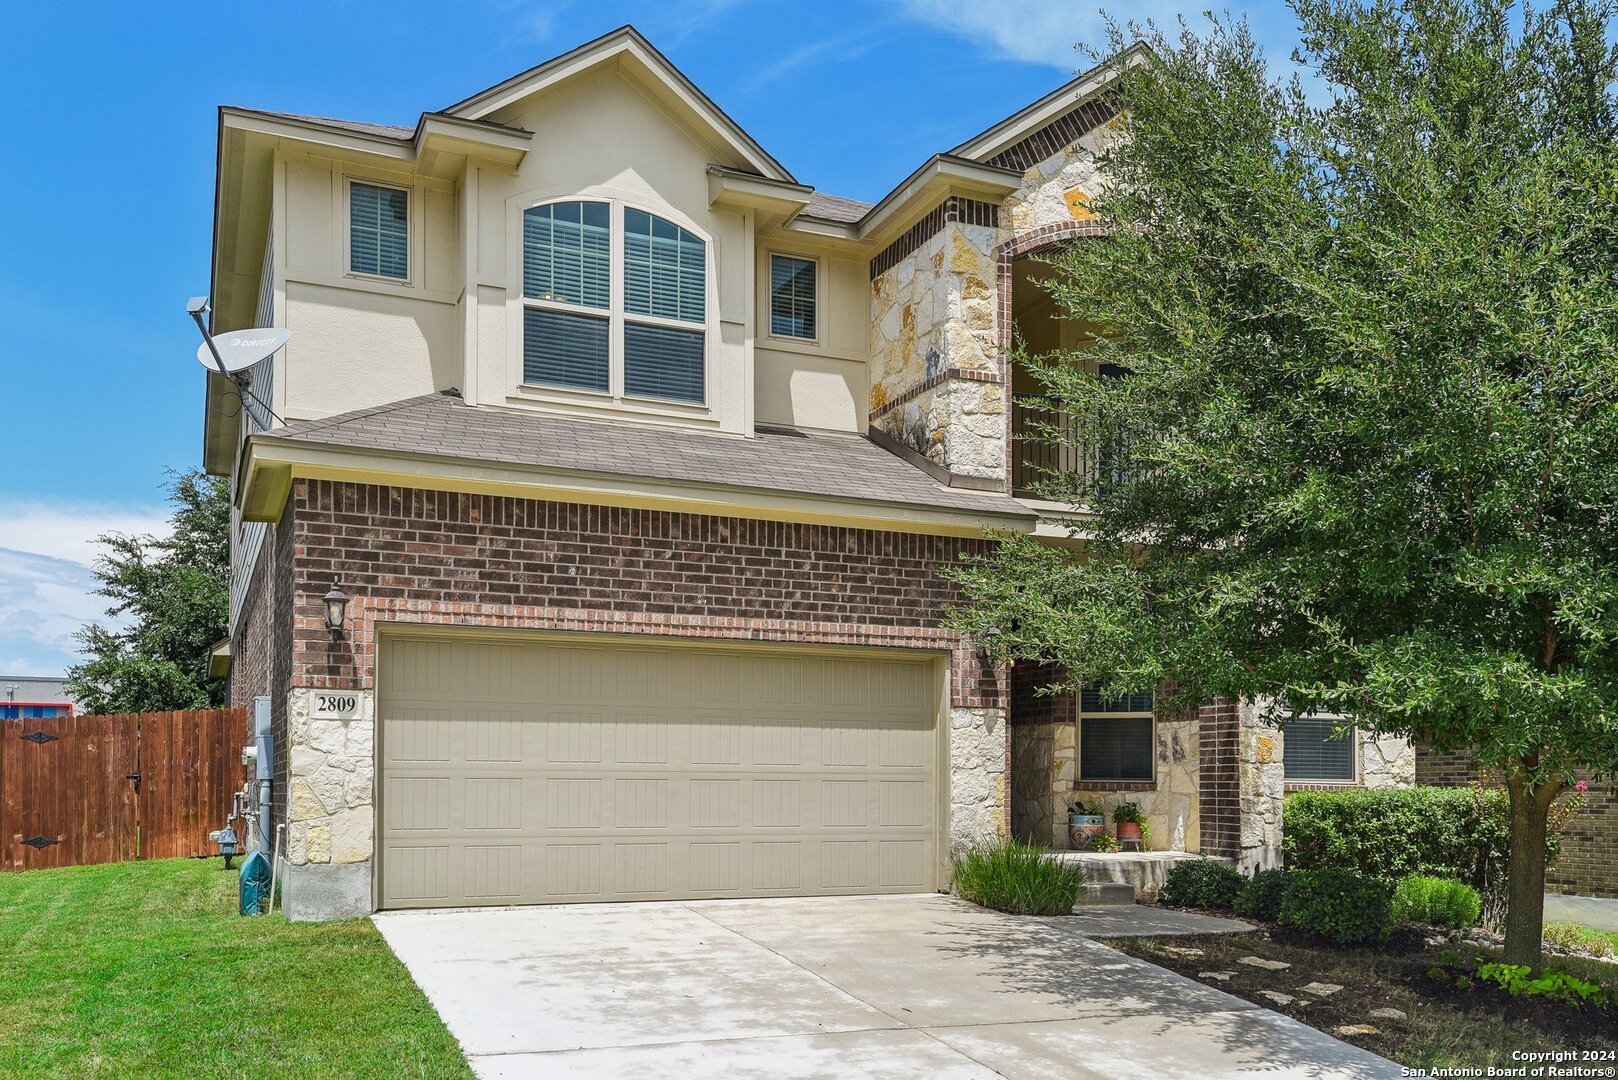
<box><xmin>521</xmin><ymin>200</ymin><xmax>707</xmax><ymax>405</ymax></box>
<box><xmin>1284</xmin><ymin>715</ymin><xmax>1356</xmax><ymax>782</ymax></box>
<box><xmin>1078</xmin><ymin>685</ymin><xmax>1154</xmax><ymax>782</ymax></box>
<box><xmin>349</xmin><ymin>182</ymin><xmax>409</xmax><ymax>280</ymax></box>
<box><xmin>770</xmin><ymin>255</ymin><xmax>817</xmax><ymax>340</ymax></box>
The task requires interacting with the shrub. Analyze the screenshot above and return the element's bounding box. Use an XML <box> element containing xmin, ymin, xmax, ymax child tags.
<box><xmin>1391</xmin><ymin>875</ymin><xmax>1482</xmax><ymax>930</ymax></box>
<box><xmin>1159</xmin><ymin>858</ymin><xmax>1245</xmax><ymax>911</ymax></box>
<box><xmin>1279</xmin><ymin>869</ymin><xmax>1393</xmax><ymax>945</ymax></box>
<box><xmin>1236</xmin><ymin>868</ymin><xmax>1294</xmax><ymax>922</ymax></box>
<box><xmin>950</xmin><ymin>841</ymin><xmax>1083</xmax><ymax>916</ymax></box>
<box><xmin>1283</xmin><ymin>786</ymin><xmax>1534</xmax><ymax>920</ymax></box>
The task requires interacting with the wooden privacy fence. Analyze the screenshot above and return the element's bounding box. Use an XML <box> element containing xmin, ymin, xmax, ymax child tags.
<box><xmin>0</xmin><ymin>708</ymin><xmax>247</xmax><ymax>871</ymax></box>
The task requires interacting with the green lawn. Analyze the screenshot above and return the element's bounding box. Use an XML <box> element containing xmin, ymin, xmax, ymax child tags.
<box><xmin>0</xmin><ymin>858</ymin><xmax>471</xmax><ymax>1079</ymax></box>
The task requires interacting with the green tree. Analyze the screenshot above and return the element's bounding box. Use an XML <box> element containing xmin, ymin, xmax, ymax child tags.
<box><xmin>952</xmin><ymin>0</ymin><xmax>1618</xmax><ymax>968</ymax></box>
<box><xmin>66</xmin><ymin>469</ymin><xmax>230</xmax><ymax>714</ymax></box>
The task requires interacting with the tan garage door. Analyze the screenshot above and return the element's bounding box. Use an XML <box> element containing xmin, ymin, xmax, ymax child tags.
<box><xmin>377</xmin><ymin>633</ymin><xmax>941</xmax><ymax>908</ymax></box>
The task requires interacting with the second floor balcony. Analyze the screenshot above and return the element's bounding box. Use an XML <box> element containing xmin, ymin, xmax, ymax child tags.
<box><xmin>1010</xmin><ymin>393</ymin><xmax>1134</xmax><ymax>502</ymax></box>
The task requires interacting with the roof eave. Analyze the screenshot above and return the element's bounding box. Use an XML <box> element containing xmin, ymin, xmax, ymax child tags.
<box><xmin>239</xmin><ymin>435</ymin><xmax>1035</xmax><ymax>536</ymax></box>
<box><xmin>855</xmin><ymin>155</ymin><xmax>1022</xmax><ymax>247</ymax></box>
<box><xmin>442</xmin><ymin>25</ymin><xmax>796</xmax><ymax>184</ymax></box>
<box><xmin>948</xmin><ymin>43</ymin><xmax>1150</xmax><ymax>163</ymax></box>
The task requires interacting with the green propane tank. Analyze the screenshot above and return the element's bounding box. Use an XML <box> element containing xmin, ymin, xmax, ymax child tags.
<box><xmin>239</xmin><ymin>849</ymin><xmax>272</xmax><ymax>915</ymax></box>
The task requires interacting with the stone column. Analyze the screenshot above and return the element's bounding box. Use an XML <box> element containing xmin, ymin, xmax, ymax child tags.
<box><xmin>949</xmin><ymin>706</ymin><xmax>1009</xmax><ymax>849</ymax></box>
<box><xmin>281</xmin><ymin>687</ymin><xmax>375</xmax><ymax>920</ymax></box>
<box><xmin>1237</xmin><ymin>700</ymin><xmax>1284</xmax><ymax>871</ymax></box>
<box><xmin>869</xmin><ymin>202</ymin><xmax>1006</xmax><ymax>485</ymax></box>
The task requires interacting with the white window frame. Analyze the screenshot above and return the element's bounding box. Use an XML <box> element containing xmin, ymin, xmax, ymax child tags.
<box><xmin>343</xmin><ymin>176</ymin><xmax>413</xmax><ymax>286</ymax></box>
<box><xmin>1076</xmin><ymin>690</ymin><xmax>1156</xmax><ymax>784</ymax></box>
<box><xmin>515</xmin><ymin>196</ymin><xmax>712</xmax><ymax>410</ymax></box>
<box><xmin>1282</xmin><ymin>714</ymin><xmax>1359</xmax><ymax>784</ymax></box>
<box><xmin>766</xmin><ymin>251</ymin><xmax>822</xmax><ymax>346</ymax></box>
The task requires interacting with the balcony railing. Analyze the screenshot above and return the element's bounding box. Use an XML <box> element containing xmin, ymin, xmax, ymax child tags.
<box><xmin>1011</xmin><ymin>393</ymin><xmax>1134</xmax><ymax>498</ymax></box>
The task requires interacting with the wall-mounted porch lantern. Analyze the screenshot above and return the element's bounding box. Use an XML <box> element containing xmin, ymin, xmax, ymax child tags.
<box><xmin>323</xmin><ymin>584</ymin><xmax>350</xmax><ymax>637</ymax></box>
<box><xmin>975</xmin><ymin>626</ymin><xmax>1003</xmax><ymax>663</ymax></box>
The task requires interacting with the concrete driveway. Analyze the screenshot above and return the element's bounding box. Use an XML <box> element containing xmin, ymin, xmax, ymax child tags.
<box><xmin>375</xmin><ymin>894</ymin><xmax>1403</xmax><ymax>1079</ymax></box>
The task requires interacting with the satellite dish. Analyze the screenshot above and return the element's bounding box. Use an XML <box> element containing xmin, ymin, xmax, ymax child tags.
<box><xmin>196</xmin><ymin>327</ymin><xmax>292</xmax><ymax>374</ymax></box>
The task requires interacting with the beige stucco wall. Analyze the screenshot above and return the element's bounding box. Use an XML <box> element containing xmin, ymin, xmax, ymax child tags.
<box><xmin>753</xmin><ymin>249</ymin><xmax>869</xmax><ymax>432</ymax></box>
<box><xmin>274</xmin><ymin>158</ymin><xmax>463</xmax><ymax>422</ymax></box>
<box><xmin>468</xmin><ymin>65</ymin><xmax>753</xmax><ymax>434</ymax></box>
<box><xmin>262</xmin><ymin>61</ymin><xmax>885</xmax><ymax>440</ymax></box>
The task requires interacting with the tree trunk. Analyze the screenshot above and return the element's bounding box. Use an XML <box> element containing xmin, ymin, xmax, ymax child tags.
<box><xmin>1502</xmin><ymin>772</ymin><xmax>1558</xmax><ymax>970</ymax></box>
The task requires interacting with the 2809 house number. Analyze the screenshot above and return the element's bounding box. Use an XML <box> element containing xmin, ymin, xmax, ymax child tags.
<box><xmin>312</xmin><ymin>693</ymin><xmax>359</xmax><ymax>717</ymax></box>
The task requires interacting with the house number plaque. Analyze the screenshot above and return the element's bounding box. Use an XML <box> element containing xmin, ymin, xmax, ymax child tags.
<box><xmin>311</xmin><ymin>693</ymin><xmax>361</xmax><ymax>719</ymax></box>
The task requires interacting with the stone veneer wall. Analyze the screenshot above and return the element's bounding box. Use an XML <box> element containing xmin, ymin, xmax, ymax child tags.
<box><xmin>868</xmin><ymin>199</ymin><xmax>1006</xmax><ymax>482</ymax></box>
<box><xmin>1009</xmin><ymin>663</ymin><xmax>1200</xmax><ymax>853</ymax></box>
<box><xmin>1359</xmin><ymin>732</ymin><xmax>1416</xmax><ymax>787</ymax></box>
<box><xmin>264</xmin><ymin>480</ymin><xmax>1012</xmax><ymax>916</ymax></box>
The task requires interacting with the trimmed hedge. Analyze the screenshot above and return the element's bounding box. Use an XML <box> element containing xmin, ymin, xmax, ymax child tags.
<box><xmin>1159</xmin><ymin>858</ymin><xmax>1245</xmax><ymax>911</ymax></box>
<box><xmin>1236</xmin><ymin>868</ymin><xmax>1292</xmax><ymax>922</ymax></box>
<box><xmin>1280</xmin><ymin>869</ymin><xmax>1393</xmax><ymax>945</ymax></box>
<box><xmin>1283</xmin><ymin>786</ymin><xmax>1536</xmax><ymax>919</ymax></box>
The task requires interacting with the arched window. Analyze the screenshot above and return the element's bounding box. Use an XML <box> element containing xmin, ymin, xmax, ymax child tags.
<box><xmin>521</xmin><ymin>201</ymin><xmax>706</xmax><ymax>405</ymax></box>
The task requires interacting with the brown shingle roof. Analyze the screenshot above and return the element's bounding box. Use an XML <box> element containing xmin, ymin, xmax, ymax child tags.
<box><xmin>801</xmin><ymin>192</ymin><xmax>872</xmax><ymax>223</ymax></box>
<box><xmin>257</xmin><ymin>393</ymin><xmax>1031</xmax><ymax>520</ymax></box>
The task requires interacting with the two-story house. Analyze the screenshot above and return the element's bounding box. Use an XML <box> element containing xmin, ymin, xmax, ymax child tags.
<box><xmin>208</xmin><ymin>26</ymin><xmax>1407</xmax><ymax>920</ymax></box>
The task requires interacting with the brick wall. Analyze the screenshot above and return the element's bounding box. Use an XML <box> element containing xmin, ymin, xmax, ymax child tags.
<box><xmin>1198</xmin><ymin>699</ymin><xmax>1241</xmax><ymax>858</ymax></box>
<box><xmin>1010</xmin><ymin>661</ymin><xmax>1072</xmax><ymax>728</ymax></box>
<box><xmin>286</xmin><ymin>480</ymin><xmax>1005</xmax><ymax>711</ymax></box>
<box><xmin>229</xmin><ymin>506</ymin><xmax>296</xmax><ymax>836</ymax></box>
<box><xmin>1416</xmin><ymin>746</ymin><xmax>1618</xmax><ymax>899</ymax></box>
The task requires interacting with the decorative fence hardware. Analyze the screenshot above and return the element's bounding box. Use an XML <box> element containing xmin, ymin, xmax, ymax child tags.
<box><xmin>21</xmin><ymin>836</ymin><xmax>59</xmax><ymax>849</ymax></box>
<box><xmin>20</xmin><ymin>731</ymin><xmax>58</xmax><ymax>745</ymax></box>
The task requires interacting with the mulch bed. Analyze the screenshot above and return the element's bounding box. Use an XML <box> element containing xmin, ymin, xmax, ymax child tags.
<box><xmin>1108</xmin><ymin>919</ymin><xmax>1618</xmax><ymax>1069</ymax></box>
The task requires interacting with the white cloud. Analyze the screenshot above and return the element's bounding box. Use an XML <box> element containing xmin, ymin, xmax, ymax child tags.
<box><xmin>0</xmin><ymin>548</ymin><xmax>107</xmax><ymax>675</ymax></box>
<box><xmin>739</xmin><ymin>29</ymin><xmax>889</xmax><ymax>93</ymax></box>
<box><xmin>0</xmin><ymin>502</ymin><xmax>169</xmax><ymax>567</ymax></box>
<box><xmin>0</xmin><ymin>502</ymin><xmax>167</xmax><ymax>676</ymax></box>
<box><xmin>890</xmin><ymin>0</ymin><xmax>1119</xmax><ymax>68</ymax></box>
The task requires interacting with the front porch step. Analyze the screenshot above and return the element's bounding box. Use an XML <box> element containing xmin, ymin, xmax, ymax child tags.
<box><xmin>1049</xmin><ymin>851</ymin><xmax>1235</xmax><ymax>902</ymax></box>
<box><xmin>1075</xmin><ymin>882</ymin><xmax>1137</xmax><ymax>906</ymax></box>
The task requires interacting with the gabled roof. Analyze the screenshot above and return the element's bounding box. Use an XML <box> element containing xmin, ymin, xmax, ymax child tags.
<box><xmin>443</xmin><ymin>25</ymin><xmax>796</xmax><ymax>183</ymax></box>
<box><xmin>244</xmin><ymin>393</ymin><xmax>1033</xmax><ymax>527</ymax></box>
<box><xmin>948</xmin><ymin>43</ymin><xmax>1149</xmax><ymax>165</ymax></box>
<box><xmin>222</xmin><ymin>107</ymin><xmax>531</xmax><ymax>145</ymax></box>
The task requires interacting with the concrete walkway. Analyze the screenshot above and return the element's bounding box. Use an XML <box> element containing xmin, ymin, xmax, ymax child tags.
<box><xmin>375</xmin><ymin>894</ymin><xmax>1402</xmax><ymax>1079</ymax></box>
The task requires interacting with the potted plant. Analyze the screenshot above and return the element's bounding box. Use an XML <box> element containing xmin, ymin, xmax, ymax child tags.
<box><xmin>1068</xmin><ymin>800</ymin><xmax>1105</xmax><ymax>851</ymax></box>
<box><xmin>1090</xmin><ymin>832</ymin><xmax>1120</xmax><ymax>852</ymax></box>
<box><xmin>1112</xmin><ymin>802</ymin><xmax>1149</xmax><ymax>848</ymax></box>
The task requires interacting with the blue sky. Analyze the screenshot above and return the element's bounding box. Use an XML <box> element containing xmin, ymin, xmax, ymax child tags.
<box><xmin>0</xmin><ymin>0</ymin><xmax>1296</xmax><ymax>674</ymax></box>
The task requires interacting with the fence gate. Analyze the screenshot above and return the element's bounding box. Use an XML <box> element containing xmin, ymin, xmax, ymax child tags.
<box><xmin>0</xmin><ymin>708</ymin><xmax>246</xmax><ymax>871</ymax></box>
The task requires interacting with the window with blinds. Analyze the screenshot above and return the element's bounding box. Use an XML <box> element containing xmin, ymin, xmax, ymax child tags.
<box><xmin>770</xmin><ymin>255</ymin><xmax>816</xmax><ymax>339</ymax></box>
<box><xmin>520</xmin><ymin>201</ymin><xmax>706</xmax><ymax>404</ymax></box>
<box><xmin>522</xmin><ymin>201</ymin><xmax>611</xmax><ymax>392</ymax></box>
<box><xmin>1078</xmin><ymin>686</ymin><xmax>1154</xmax><ymax>781</ymax></box>
<box><xmin>623</xmin><ymin>209</ymin><xmax>705</xmax><ymax>403</ymax></box>
<box><xmin>350</xmin><ymin>182</ymin><xmax>408</xmax><ymax>279</ymax></box>
<box><xmin>1284</xmin><ymin>715</ymin><xmax>1356</xmax><ymax>781</ymax></box>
